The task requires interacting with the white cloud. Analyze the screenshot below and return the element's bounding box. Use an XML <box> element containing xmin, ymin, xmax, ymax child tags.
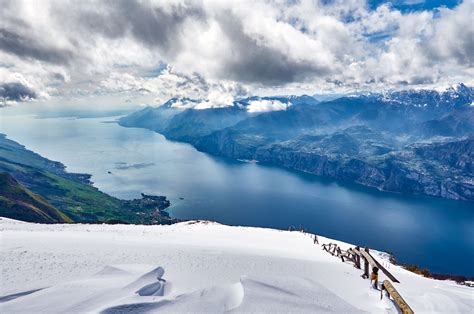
<box><xmin>96</xmin><ymin>66</ymin><xmax>248</xmax><ymax>110</ymax></box>
<box><xmin>247</xmin><ymin>99</ymin><xmax>290</xmax><ymax>113</ymax></box>
<box><xmin>426</xmin><ymin>2</ymin><xmax>473</xmax><ymax>65</ymax></box>
<box><xmin>194</xmin><ymin>90</ymin><xmax>235</xmax><ymax>109</ymax></box>
<box><xmin>0</xmin><ymin>0</ymin><xmax>472</xmax><ymax>106</ymax></box>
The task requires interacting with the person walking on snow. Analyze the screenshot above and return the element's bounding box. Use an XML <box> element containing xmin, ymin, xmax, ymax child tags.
<box><xmin>370</xmin><ymin>266</ymin><xmax>379</xmax><ymax>289</ymax></box>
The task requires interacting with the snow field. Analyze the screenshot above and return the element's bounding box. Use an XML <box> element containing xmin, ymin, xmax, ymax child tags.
<box><xmin>1</xmin><ymin>218</ymin><xmax>472</xmax><ymax>313</ymax></box>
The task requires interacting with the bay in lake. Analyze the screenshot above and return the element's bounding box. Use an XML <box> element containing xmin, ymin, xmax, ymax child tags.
<box><xmin>1</xmin><ymin>113</ymin><xmax>473</xmax><ymax>276</ymax></box>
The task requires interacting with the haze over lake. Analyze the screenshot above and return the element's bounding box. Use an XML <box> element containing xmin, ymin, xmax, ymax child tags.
<box><xmin>1</xmin><ymin>113</ymin><xmax>473</xmax><ymax>276</ymax></box>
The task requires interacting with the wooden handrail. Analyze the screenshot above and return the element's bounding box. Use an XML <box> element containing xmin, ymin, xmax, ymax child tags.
<box><xmin>359</xmin><ymin>249</ymin><xmax>378</xmax><ymax>267</ymax></box>
<box><xmin>321</xmin><ymin>243</ymin><xmax>411</xmax><ymax>312</ymax></box>
<box><xmin>382</xmin><ymin>280</ymin><xmax>414</xmax><ymax>314</ymax></box>
<box><xmin>353</xmin><ymin>248</ymin><xmax>400</xmax><ymax>283</ymax></box>
<box><xmin>367</xmin><ymin>250</ymin><xmax>400</xmax><ymax>283</ymax></box>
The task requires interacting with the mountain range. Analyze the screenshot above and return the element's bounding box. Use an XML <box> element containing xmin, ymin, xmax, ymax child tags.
<box><xmin>120</xmin><ymin>84</ymin><xmax>473</xmax><ymax>201</ymax></box>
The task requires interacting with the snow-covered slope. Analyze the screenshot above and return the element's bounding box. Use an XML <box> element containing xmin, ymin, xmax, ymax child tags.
<box><xmin>0</xmin><ymin>218</ymin><xmax>472</xmax><ymax>313</ymax></box>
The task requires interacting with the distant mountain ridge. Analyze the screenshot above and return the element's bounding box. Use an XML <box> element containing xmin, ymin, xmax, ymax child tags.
<box><xmin>120</xmin><ymin>85</ymin><xmax>474</xmax><ymax>201</ymax></box>
<box><xmin>345</xmin><ymin>83</ymin><xmax>473</xmax><ymax>108</ymax></box>
<box><xmin>379</xmin><ymin>83</ymin><xmax>473</xmax><ymax>108</ymax></box>
<box><xmin>120</xmin><ymin>95</ymin><xmax>319</xmax><ymax>142</ymax></box>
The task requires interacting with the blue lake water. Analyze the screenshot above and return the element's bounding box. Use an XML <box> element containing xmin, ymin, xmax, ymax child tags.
<box><xmin>1</xmin><ymin>113</ymin><xmax>473</xmax><ymax>276</ymax></box>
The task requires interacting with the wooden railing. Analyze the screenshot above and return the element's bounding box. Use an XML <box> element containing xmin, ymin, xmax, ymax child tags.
<box><xmin>319</xmin><ymin>241</ymin><xmax>413</xmax><ymax>313</ymax></box>
<box><xmin>321</xmin><ymin>243</ymin><xmax>338</xmax><ymax>256</ymax></box>
<box><xmin>382</xmin><ymin>280</ymin><xmax>414</xmax><ymax>314</ymax></box>
<box><xmin>355</xmin><ymin>248</ymin><xmax>400</xmax><ymax>283</ymax></box>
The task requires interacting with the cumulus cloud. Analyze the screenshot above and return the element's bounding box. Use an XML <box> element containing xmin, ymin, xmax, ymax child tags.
<box><xmin>52</xmin><ymin>0</ymin><xmax>205</xmax><ymax>55</ymax></box>
<box><xmin>246</xmin><ymin>99</ymin><xmax>291</xmax><ymax>113</ymax></box>
<box><xmin>0</xmin><ymin>82</ymin><xmax>36</xmax><ymax>103</ymax></box>
<box><xmin>205</xmin><ymin>7</ymin><xmax>334</xmax><ymax>85</ymax></box>
<box><xmin>99</xmin><ymin>66</ymin><xmax>248</xmax><ymax>109</ymax></box>
<box><xmin>0</xmin><ymin>28</ymin><xmax>73</xmax><ymax>65</ymax></box>
<box><xmin>0</xmin><ymin>0</ymin><xmax>472</xmax><ymax>106</ymax></box>
<box><xmin>368</xmin><ymin>1</ymin><xmax>473</xmax><ymax>86</ymax></box>
<box><xmin>0</xmin><ymin>68</ymin><xmax>51</xmax><ymax>105</ymax></box>
<box><xmin>425</xmin><ymin>2</ymin><xmax>474</xmax><ymax>65</ymax></box>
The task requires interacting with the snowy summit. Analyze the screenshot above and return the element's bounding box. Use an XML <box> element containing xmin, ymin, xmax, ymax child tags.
<box><xmin>1</xmin><ymin>218</ymin><xmax>471</xmax><ymax>313</ymax></box>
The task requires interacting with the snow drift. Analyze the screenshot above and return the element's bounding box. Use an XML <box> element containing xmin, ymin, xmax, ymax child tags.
<box><xmin>0</xmin><ymin>218</ymin><xmax>472</xmax><ymax>313</ymax></box>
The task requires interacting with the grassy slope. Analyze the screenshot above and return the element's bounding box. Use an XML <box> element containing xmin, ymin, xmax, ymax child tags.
<box><xmin>0</xmin><ymin>135</ymin><xmax>174</xmax><ymax>224</ymax></box>
<box><xmin>0</xmin><ymin>172</ymin><xmax>72</xmax><ymax>223</ymax></box>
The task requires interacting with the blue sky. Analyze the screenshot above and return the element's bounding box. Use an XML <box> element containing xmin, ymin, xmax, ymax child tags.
<box><xmin>368</xmin><ymin>0</ymin><xmax>462</xmax><ymax>11</ymax></box>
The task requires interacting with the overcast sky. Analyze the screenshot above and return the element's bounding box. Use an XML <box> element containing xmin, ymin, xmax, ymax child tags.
<box><xmin>0</xmin><ymin>0</ymin><xmax>472</xmax><ymax>108</ymax></box>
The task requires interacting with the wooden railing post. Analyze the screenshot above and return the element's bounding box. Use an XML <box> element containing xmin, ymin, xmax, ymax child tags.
<box><xmin>362</xmin><ymin>248</ymin><xmax>369</xmax><ymax>278</ymax></box>
<box><xmin>363</xmin><ymin>257</ymin><xmax>369</xmax><ymax>278</ymax></box>
<box><xmin>355</xmin><ymin>253</ymin><xmax>361</xmax><ymax>269</ymax></box>
<box><xmin>353</xmin><ymin>246</ymin><xmax>361</xmax><ymax>269</ymax></box>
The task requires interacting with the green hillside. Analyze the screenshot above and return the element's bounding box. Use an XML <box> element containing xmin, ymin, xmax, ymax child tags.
<box><xmin>0</xmin><ymin>172</ymin><xmax>72</xmax><ymax>223</ymax></box>
<box><xmin>0</xmin><ymin>134</ymin><xmax>175</xmax><ymax>224</ymax></box>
